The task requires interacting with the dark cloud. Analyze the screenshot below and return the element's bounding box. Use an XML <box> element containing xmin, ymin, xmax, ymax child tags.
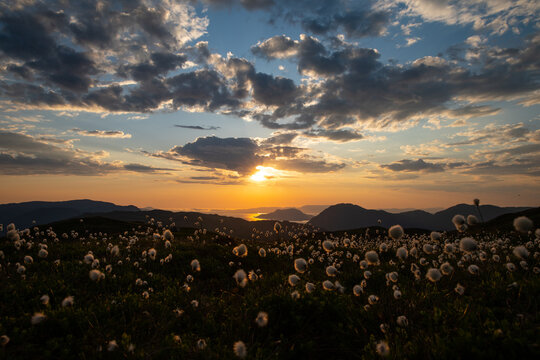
<box><xmin>170</xmin><ymin>136</ymin><xmax>262</xmax><ymax>174</ymax></box>
<box><xmin>147</xmin><ymin>135</ymin><xmax>346</xmax><ymax>175</ymax></box>
<box><xmin>302</xmin><ymin>9</ymin><xmax>388</xmax><ymax>38</ymax></box>
<box><xmin>1</xmin><ymin>0</ymin><xmax>538</xmax><ymax>142</ymax></box>
<box><xmin>381</xmin><ymin>159</ymin><xmax>446</xmax><ymax>173</ymax></box>
<box><xmin>250</xmin><ymin>72</ymin><xmax>299</xmax><ymax>106</ymax></box>
<box><xmin>123</xmin><ymin>163</ymin><xmax>173</xmax><ymax>173</ymax></box>
<box><xmin>303</xmin><ymin>128</ymin><xmax>363</xmax><ymax>142</ymax></box>
<box><xmin>269</xmin><ymin>157</ymin><xmax>345</xmax><ymax>173</ymax></box>
<box><xmin>167</xmin><ymin>70</ymin><xmax>241</xmax><ymax>111</ymax></box>
<box><xmin>174</xmin><ymin>125</ymin><xmax>221</xmax><ymax>130</ymax></box>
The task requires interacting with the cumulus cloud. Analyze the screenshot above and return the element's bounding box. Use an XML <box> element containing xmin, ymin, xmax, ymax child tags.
<box><xmin>70</xmin><ymin>128</ymin><xmax>132</xmax><ymax>139</ymax></box>
<box><xmin>1</xmin><ymin>0</ymin><xmax>539</xmax><ymax>148</ymax></box>
<box><xmin>146</xmin><ymin>135</ymin><xmax>346</xmax><ymax>176</ymax></box>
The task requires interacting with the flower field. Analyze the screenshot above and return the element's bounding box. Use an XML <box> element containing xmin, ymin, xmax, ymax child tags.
<box><xmin>1</xmin><ymin>215</ymin><xmax>539</xmax><ymax>359</ymax></box>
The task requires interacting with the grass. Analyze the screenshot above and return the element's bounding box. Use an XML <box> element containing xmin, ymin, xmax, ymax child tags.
<box><xmin>0</xmin><ymin>217</ymin><xmax>538</xmax><ymax>359</ymax></box>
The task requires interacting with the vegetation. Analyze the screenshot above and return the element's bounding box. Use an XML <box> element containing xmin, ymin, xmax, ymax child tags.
<box><xmin>0</xmin><ymin>214</ymin><xmax>539</xmax><ymax>359</ymax></box>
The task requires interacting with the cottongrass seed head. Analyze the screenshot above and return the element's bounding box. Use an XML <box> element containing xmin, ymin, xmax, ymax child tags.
<box><xmin>233</xmin><ymin>341</ymin><xmax>247</xmax><ymax>358</ymax></box>
<box><xmin>376</xmin><ymin>340</ymin><xmax>390</xmax><ymax>356</ymax></box>
<box><xmin>513</xmin><ymin>216</ymin><xmax>533</xmax><ymax>233</ymax></box>
<box><xmin>294</xmin><ymin>258</ymin><xmax>308</xmax><ymax>273</ymax></box>
<box><xmin>388</xmin><ymin>225</ymin><xmax>404</xmax><ymax>240</ymax></box>
<box><xmin>234</xmin><ymin>269</ymin><xmax>248</xmax><ymax>287</ymax></box>
<box><xmin>426</xmin><ymin>268</ymin><xmax>442</xmax><ymax>282</ymax></box>
<box><xmin>255</xmin><ymin>311</ymin><xmax>268</xmax><ymax>327</ymax></box>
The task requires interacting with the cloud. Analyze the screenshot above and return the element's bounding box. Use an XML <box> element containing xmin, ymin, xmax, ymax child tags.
<box><xmin>303</xmin><ymin>128</ymin><xmax>364</xmax><ymax>142</ymax></box>
<box><xmin>0</xmin><ymin>130</ymin><xmax>118</xmax><ymax>175</ymax></box>
<box><xmin>70</xmin><ymin>128</ymin><xmax>132</xmax><ymax>139</ymax></box>
<box><xmin>208</xmin><ymin>0</ymin><xmax>389</xmax><ymax>38</ymax></box>
<box><xmin>169</xmin><ymin>136</ymin><xmax>262</xmax><ymax>174</ymax></box>
<box><xmin>123</xmin><ymin>163</ymin><xmax>174</xmax><ymax>173</ymax></box>
<box><xmin>449</xmin><ymin>123</ymin><xmax>535</xmax><ymax>146</ymax></box>
<box><xmin>147</xmin><ymin>135</ymin><xmax>346</xmax><ymax>176</ymax></box>
<box><xmin>391</xmin><ymin>0</ymin><xmax>539</xmax><ymax>35</ymax></box>
<box><xmin>1</xmin><ymin>0</ymin><xmax>539</xmax><ymax>140</ymax></box>
<box><xmin>380</xmin><ymin>159</ymin><xmax>446</xmax><ymax>173</ymax></box>
<box><xmin>174</xmin><ymin>125</ymin><xmax>221</xmax><ymax>130</ymax></box>
<box><xmin>0</xmin><ymin>130</ymin><xmax>170</xmax><ymax>176</ymax></box>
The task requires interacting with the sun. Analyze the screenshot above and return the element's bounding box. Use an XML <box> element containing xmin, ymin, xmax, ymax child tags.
<box><xmin>250</xmin><ymin>166</ymin><xmax>277</xmax><ymax>182</ymax></box>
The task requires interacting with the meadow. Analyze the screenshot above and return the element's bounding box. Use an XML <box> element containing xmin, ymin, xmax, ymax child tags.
<box><xmin>0</xmin><ymin>214</ymin><xmax>538</xmax><ymax>359</ymax></box>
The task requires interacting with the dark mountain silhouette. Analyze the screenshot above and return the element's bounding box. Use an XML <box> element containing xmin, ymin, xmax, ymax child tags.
<box><xmin>0</xmin><ymin>200</ymin><xmax>139</xmax><ymax>231</ymax></box>
<box><xmin>87</xmin><ymin>209</ymin><xmax>310</xmax><ymax>239</ymax></box>
<box><xmin>308</xmin><ymin>203</ymin><xmax>533</xmax><ymax>231</ymax></box>
<box><xmin>255</xmin><ymin>208</ymin><xmax>313</xmax><ymax>221</ymax></box>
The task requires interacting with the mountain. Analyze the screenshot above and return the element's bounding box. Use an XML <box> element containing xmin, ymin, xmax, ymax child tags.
<box><xmin>87</xmin><ymin>209</ymin><xmax>309</xmax><ymax>239</ymax></box>
<box><xmin>0</xmin><ymin>200</ymin><xmax>139</xmax><ymax>230</ymax></box>
<box><xmin>255</xmin><ymin>208</ymin><xmax>313</xmax><ymax>221</ymax></box>
<box><xmin>308</xmin><ymin>203</ymin><xmax>533</xmax><ymax>231</ymax></box>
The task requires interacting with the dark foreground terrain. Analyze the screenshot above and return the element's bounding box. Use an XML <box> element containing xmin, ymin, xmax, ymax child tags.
<box><xmin>0</xmin><ymin>212</ymin><xmax>539</xmax><ymax>359</ymax></box>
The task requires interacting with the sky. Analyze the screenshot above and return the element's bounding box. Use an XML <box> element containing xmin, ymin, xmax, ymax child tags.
<box><xmin>0</xmin><ymin>0</ymin><xmax>539</xmax><ymax>211</ymax></box>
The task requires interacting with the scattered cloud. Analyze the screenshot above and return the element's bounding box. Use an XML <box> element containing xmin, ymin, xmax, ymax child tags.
<box><xmin>70</xmin><ymin>128</ymin><xmax>132</xmax><ymax>139</ymax></box>
<box><xmin>174</xmin><ymin>124</ymin><xmax>221</xmax><ymax>130</ymax></box>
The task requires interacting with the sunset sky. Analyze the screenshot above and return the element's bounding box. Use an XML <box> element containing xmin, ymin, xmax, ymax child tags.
<box><xmin>0</xmin><ymin>0</ymin><xmax>539</xmax><ymax>211</ymax></box>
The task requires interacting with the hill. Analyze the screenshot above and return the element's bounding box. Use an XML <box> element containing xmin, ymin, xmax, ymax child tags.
<box><xmin>88</xmin><ymin>209</ymin><xmax>310</xmax><ymax>240</ymax></box>
<box><xmin>255</xmin><ymin>208</ymin><xmax>313</xmax><ymax>221</ymax></box>
<box><xmin>308</xmin><ymin>203</ymin><xmax>533</xmax><ymax>231</ymax></box>
<box><xmin>0</xmin><ymin>200</ymin><xmax>139</xmax><ymax>231</ymax></box>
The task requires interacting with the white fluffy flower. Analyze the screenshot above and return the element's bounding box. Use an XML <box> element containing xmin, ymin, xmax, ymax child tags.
<box><xmin>459</xmin><ymin>237</ymin><xmax>477</xmax><ymax>253</ymax></box>
<box><xmin>38</xmin><ymin>249</ymin><xmax>48</xmax><ymax>258</ymax></box>
<box><xmin>388</xmin><ymin>225</ymin><xmax>404</xmax><ymax>240</ymax></box>
<box><xmin>233</xmin><ymin>269</ymin><xmax>248</xmax><ymax>287</ymax></box>
<box><xmin>258</xmin><ymin>248</ymin><xmax>266</xmax><ymax>257</ymax></box>
<box><xmin>365</xmin><ymin>250</ymin><xmax>379</xmax><ymax>265</ymax></box>
<box><xmin>426</xmin><ymin>268</ymin><xmax>442</xmax><ymax>282</ymax></box>
<box><xmin>322</xmin><ymin>280</ymin><xmax>334</xmax><ymax>291</ymax></box>
<box><xmin>163</xmin><ymin>229</ymin><xmax>174</xmax><ymax>241</ymax></box>
<box><xmin>288</xmin><ymin>274</ymin><xmax>300</xmax><ymax>286</ymax></box>
<box><xmin>305</xmin><ymin>282</ymin><xmax>316</xmax><ymax>293</ymax></box>
<box><xmin>326</xmin><ymin>265</ymin><xmax>338</xmax><ymax>277</ymax></box>
<box><xmin>233</xmin><ymin>341</ymin><xmax>247</xmax><ymax>358</ymax></box>
<box><xmin>294</xmin><ymin>258</ymin><xmax>308</xmax><ymax>273</ymax></box>
<box><xmin>396</xmin><ymin>247</ymin><xmax>408</xmax><ymax>261</ymax></box>
<box><xmin>512</xmin><ymin>246</ymin><xmax>529</xmax><ymax>260</ymax></box>
<box><xmin>31</xmin><ymin>312</ymin><xmax>46</xmax><ymax>325</ymax></box>
<box><xmin>376</xmin><ymin>340</ymin><xmax>389</xmax><ymax>356</ymax></box>
<box><xmin>468</xmin><ymin>264</ymin><xmax>480</xmax><ymax>275</ymax></box>
<box><xmin>233</xmin><ymin>244</ymin><xmax>248</xmax><ymax>257</ymax></box>
<box><xmin>61</xmin><ymin>296</ymin><xmax>74</xmax><ymax>307</ymax></box>
<box><xmin>89</xmin><ymin>269</ymin><xmax>104</xmax><ymax>282</ymax></box>
<box><xmin>191</xmin><ymin>259</ymin><xmax>201</xmax><ymax>272</ymax></box>
<box><xmin>255</xmin><ymin>311</ymin><xmax>268</xmax><ymax>327</ymax></box>
<box><xmin>397</xmin><ymin>315</ymin><xmax>408</xmax><ymax>327</ymax></box>
<box><xmin>440</xmin><ymin>262</ymin><xmax>454</xmax><ymax>275</ymax></box>
<box><xmin>513</xmin><ymin>216</ymin><xmax>533</xmax><ymax>233</ymax></box>
<box><xmin>430</xmin><ymin>232</ymin><xmax>441</xmax><ymax>241</ymax></box>
<box><xmin>322</xmin><ymin>240</ymin><xmax>334</xmax><ymax>253</ymax></box>
<box><xmin>353</xmin><ymin>285</ymin><xmax>363</xmax><ymax>296</ymax></box>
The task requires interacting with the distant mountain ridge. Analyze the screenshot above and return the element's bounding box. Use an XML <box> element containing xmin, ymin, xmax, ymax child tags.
<box><xmin>308</xmin><ymin>203</ymin><xmax>534</xmax><ymax>231</ymax></box>
<box><xmin>0</xmin><ymin>200</ymin><xmax>139</xmax><ymax>230</ymax></box>
<box><xmin>255</xmin><ymin>208</ymin><xmax>313</xmax><ymax>221</ymax></box>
